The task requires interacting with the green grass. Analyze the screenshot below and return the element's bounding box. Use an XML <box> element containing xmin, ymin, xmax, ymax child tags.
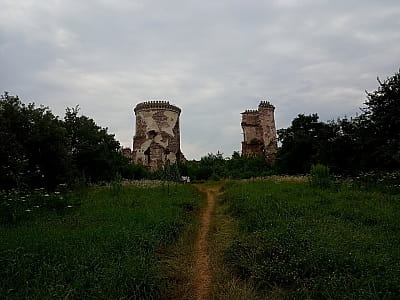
<box><xmin>221</xmin><ymin>179</ymin><xmax>400</xmax><ymax>299</ymax></box>
<box><xmin>209</xmin><ymin>184</ymin><xmax>263</xmax><ymax>300</ymax></box>
<box><xmin>0</xmin><ymin>183</ymin><xmax>201</xmax><ymax>299</ymax></box>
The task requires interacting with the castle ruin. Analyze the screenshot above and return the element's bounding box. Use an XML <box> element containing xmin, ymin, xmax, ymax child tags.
<box><xmin>241</xmin><ymin>101</ymin><xmax>277</xmax><ymax>163</ymax></box>
<box><xmin>132</xmin><ymin>101</ymin><xmax>184</xmax><ymax>171</ymax></box>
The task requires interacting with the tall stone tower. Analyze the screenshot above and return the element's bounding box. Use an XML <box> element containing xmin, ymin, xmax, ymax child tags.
<box><xmin>132</xmin><ymin>101</ymin><xmax>184</xmax><ymax>171</ymax></box>
<box><xmin>241</xmin><ymin>101</ymin><xmax>277</xmax><ymax>163</ymax></box>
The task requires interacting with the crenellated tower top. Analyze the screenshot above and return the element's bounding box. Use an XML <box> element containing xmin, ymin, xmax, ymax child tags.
<box><xmin>258</xmin><ymin>100</ymin><xmax>275</xmax><ymax>110</ymax></box>
<box><xmin>241</xmin><ymin>109</ymin><xmax>259</xmax><ymax>114</ymax></box>
<box><xmin>241</xmin><ymin>101</ymin><xmax>275</xmax><ymax>114</ymax></box>
<box><xmin>134</xmin><ymin>100</ymin><xmax>181</xmax><ymax>114</ymax></box>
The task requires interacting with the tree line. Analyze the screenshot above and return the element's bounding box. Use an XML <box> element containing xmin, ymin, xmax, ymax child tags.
<box><xmin>276</xmin><ymin>70</ymin><xmax>399</xmax><ymax>175</ymax></box>
<box><xmin>1</xmin><ymin>69</ymin><xmax>399</xmax><ymax>190</ymax></box>
<box><xmin>181</xmin><ymin>69</ymin><xmax>400</xmax><ymax>179</ymax></box>
<box><xmin>0</xmin><ymin>93</ymin><xmax>143</xmax><ymax>192</ymax></box>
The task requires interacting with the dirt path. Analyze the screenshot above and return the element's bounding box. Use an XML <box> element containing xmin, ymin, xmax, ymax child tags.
<box><xmin>193</xmin><ymin>184</ymin><xmax>220</xmax><ymax>300</ymax></box>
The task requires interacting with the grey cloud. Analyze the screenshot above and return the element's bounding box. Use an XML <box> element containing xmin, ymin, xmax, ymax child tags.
<box><xmin>1</xmin><ymin>0</ymin><xmax>399</xmax><ymax>159</ymax></box>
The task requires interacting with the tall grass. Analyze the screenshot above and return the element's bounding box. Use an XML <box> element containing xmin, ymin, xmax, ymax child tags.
<box><xmin>222</xmin><ymin>179</ymin><xmax>400</xmax><ymax>299</ymax></box>
<box><xmin>0</xmin><ymin>183</ymin><xmax>201</xmax><ymax>299</ymax></box>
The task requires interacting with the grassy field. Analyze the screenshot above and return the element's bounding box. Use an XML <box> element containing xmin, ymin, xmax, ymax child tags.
<box><xmin>2</xmin><ymin>178</ymin><xmax>399</xmax><ymax>299</ymax></box>
<box><xmin>220</xmin><ymin>179</ymin><xmax>400</xmax><ymax>299</ymax></box>
<box><xmin>0</xmin><ymin>182</ymin><xmax>201</xmax><ymax>299</ymax></box>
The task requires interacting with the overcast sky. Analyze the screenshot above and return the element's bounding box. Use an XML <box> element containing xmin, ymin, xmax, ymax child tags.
<box><xmin>1</xmin><ymin>0</ymin><xmax>399</xmax><ymax>159</ymax></box>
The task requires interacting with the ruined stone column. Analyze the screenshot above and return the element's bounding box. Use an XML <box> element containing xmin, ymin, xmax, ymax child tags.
<box><xmin>132</xmin><ymin>101</ymin><xmax>184</xmax><ymax>171</ymax></box>
<box><xmin>258</xmin><ymin>101</ymin><xmax>277</xmax><ymax>163</ymax></box>
<box><xmin>241</xmin><ymin>101</ymin><xmax>277</xmax><ymax>163</ymax></box>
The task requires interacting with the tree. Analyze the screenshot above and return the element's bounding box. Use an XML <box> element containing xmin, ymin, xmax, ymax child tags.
<box><xmin>64</xmin><ymin>106</ymin><xmax>123</xmax><ymax>183</ymax></box>
<box><xmin>276</xmin><ymin>114</ymin><xmax>336</xmax><ymax>174</ymax></box>
<box><xmin>0</xmin><ymin>92</ymin><xmax>29</xmax><ymax>190</ymax></box>
<box><xmin>361</xmin><ymin>71</ymin><xmax>400</xmax><ymax>170</ymax></box>
<box><xmin>0</xmin><ymin>93</ymin><xmax>135</xmax><ymax>191</ymax></box>
<box><xmin>0</xmin><ymin>92</ymin><xmax>70</xmax><ymax>190</ymax></box>
<box><xmin>326</xmin><ymin>117</ymin><xmax>362</xmax><ymax>174</ymax></box>
<box><xmin>276</xmin><ymin>70</ymin><xmax>400</xmax><ymax>174</ymax></box>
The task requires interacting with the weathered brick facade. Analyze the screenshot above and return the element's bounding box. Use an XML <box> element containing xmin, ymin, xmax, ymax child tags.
<box><xmin>132</xmin><ymin>101</ymin><xmax>184</xmax><ymax>171</ymax></box>
<box><xmin>241</xmin><ymin>101</ymin><xmax>277</xmax><ymax>163</ymax></box>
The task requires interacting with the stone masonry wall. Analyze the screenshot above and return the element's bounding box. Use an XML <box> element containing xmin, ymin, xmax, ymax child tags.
<box><xmin>132</xmin><ymin>101</ymin><xmax>184</xmax><ymax>171</ymax></box>
<box><xmin>241</xmin><ymin>101</ymin><xmax>277</xmax><ymax>163</ymax></box>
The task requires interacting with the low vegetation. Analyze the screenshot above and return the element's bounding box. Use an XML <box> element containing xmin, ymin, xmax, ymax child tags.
<box><xmin>309</xmin><ymin>164</ymin><xmax>332</xmax><ymax>189</ymax></box>
<box><xmin>181</xmin><ymin>151</ymin><xmax>274</xmax><ymax>181</ymax></box>
<box><xmin>0</xmin><ymin>69</ymin><xmax>398</xmax><ymax>299</ymax></box>
<box><xmin>220</xmin><ymin>179</ymin><xmax>400</xmax><ymax>298</ymax></box>
<box><xmin>0</xmin><ymin>183</ymin><xmax>201</xmax><ymax>299</ymax></box>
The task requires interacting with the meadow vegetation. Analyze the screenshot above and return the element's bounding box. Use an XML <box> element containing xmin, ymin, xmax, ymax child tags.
<box><xmin>220</xmin><ymin>179</ymin><xmax>400</xmax><ymax>299</ymax></box>
<box><xmin>0</xmin><ymin>69</ymin><xmax>399</xmax><ymax>299</ymax></box>
<box><xmin>0</xmin><ymin>183</ymin><xmax>201</xmax><ymax>299</ymax></box>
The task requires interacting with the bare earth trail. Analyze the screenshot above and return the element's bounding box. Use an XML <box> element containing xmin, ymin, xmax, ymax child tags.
<box><xmin>193</xmin><ymin>184</ymin><xmax>221</xmax><ymax>300</ymax></box>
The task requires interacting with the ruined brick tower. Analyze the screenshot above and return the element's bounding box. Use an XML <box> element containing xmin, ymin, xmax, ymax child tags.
<box><xmin>132</xmin><ymin>101</ymin><xmax>184</xmax><ymax>171</ymax></box>
<box><xmin>241</xmin><ymin>101</ymin><xmax>277</xmax><ymax>163</ymax></box>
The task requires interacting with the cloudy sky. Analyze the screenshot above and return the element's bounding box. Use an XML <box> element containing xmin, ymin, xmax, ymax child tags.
<box><xmin>1</xmin><ymin>0</ymin><xmax>399</xmax><ymax>159</ymax></box>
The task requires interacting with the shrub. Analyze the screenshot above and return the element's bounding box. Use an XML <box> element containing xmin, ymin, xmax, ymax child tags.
<box><xmin>109</xmin><ymin>174</ymin><xmax>123</xmax><ymax>196</ymax></box>
<box><xmin>309</xmin><ymin>164</ymin><xmax>332</xmax><ymax>189</ymax></box>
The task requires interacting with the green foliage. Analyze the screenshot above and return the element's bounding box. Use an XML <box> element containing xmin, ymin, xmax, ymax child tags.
<box><xmin>182</xmin><ymin>151</ymin><xmax>274</xmax><ymax>181</ymax></box>
<box><xmin>0</xmin><ymin>93</ymin><xmax>135</xmax><ymax>192</ymax></box>
<box><xmin>0</xmin><ymin>92</ymin><xmax>70</xmax><ymax>190</ymax></box>
<box><xmin>276</xmin><ymin>114</ymin><xmax>338</xmax><ymax>174</ymax></box>
<box><xmin>0</xmin><ymin>184</ymin><xmax>201</xmax><ymax>299</ymax></box>
<box><xmin>64</xmin><ymin>106</ymin><xmax>124</xmax><ymax>184</ymax></box>
<box><xmin>222</xmin><ymin>180</ymin><xmax>400</xmax><ymax>298</ymax></box>
<box><xmin>149</xmin><ymin>162</ymin><xmax>181</xmax><ymax>183</ymax></box>
<box><xmin>276</xmin><ymin>69</ymin><xmax>400</xmax><ymax>175</ymax></box>
<box><xmin>119</xmin><ymin>162</ymin><xmax>149</xmax><ymax>180</ymax></box>
<box><xmin>362</xmin><ymin>71</ymin><xmax>400</xmax><ymax>170</ymax></box>
<box><xmin>309</xmin><ymin>164</ymin><xmax>332</xmax><ymax>189</ymax></box>
<box><xmin>109</xmin><ymin>173</ymin><xmax>123</xmax><ymax>196</ymax></box>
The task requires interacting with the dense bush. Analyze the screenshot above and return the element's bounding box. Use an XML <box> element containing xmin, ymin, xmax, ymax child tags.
<box><xmin>182</xmin><ymin>151</ymin><xmax>275</xmax><ymax>181</ymax></box>
<box><xmin>309</xmin><ymin>164</ymin><xmax>332</xmax><ymax>189</ymax></box>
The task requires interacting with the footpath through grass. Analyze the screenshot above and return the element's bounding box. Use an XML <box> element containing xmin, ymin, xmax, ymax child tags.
<box><xmin>220</xmin><ymin>179</ymin><xmax>400</xmax><ymax>299</ymax></box>
<box><xmin>0</xmin><ymin>183</ymin><xmax>201</xmax><ymax>299</ymax></box>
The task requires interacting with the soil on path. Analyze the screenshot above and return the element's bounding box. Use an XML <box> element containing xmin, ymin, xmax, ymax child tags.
<box><xmin>193</xmin><ymin>184</ymin><xmax>220</xmax><ymax>300</ymax></box>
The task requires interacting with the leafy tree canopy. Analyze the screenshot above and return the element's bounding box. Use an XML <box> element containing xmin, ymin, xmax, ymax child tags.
<box><xmin>0</xmin><ymin>93</ymin><xmax>136</xmax><ymax>191</ymax></box>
